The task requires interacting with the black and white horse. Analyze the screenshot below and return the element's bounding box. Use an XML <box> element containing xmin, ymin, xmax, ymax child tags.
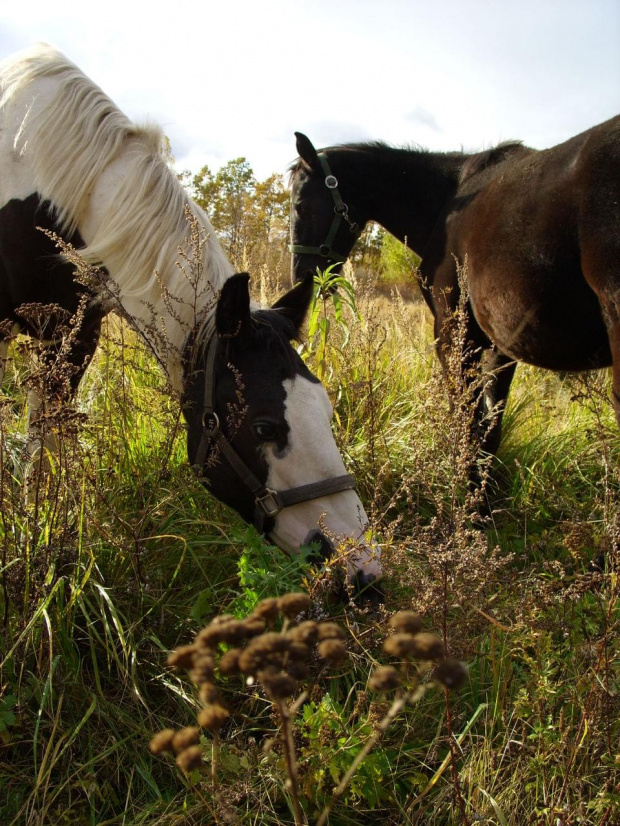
<box><xmin>0</xmin><ymin>45</ymin><xmax>381</xmax><ymax>590</ymax></box>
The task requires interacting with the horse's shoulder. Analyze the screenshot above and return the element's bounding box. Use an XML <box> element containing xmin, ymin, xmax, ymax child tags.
<box><xmin>459</xmin><ymin>142</ymin><xmax>529</xmax><ymax>184</ymax></box>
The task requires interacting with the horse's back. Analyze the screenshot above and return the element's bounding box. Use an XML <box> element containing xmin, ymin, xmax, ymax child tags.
<box><xmin>448</xmin><ymin>116</ymin><xmax>620</xmax><ymax>371</ymax></box>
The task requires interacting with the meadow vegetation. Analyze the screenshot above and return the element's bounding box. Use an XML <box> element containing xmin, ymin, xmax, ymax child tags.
<box><xmin>0</xmin><ymin>164</ymin><xmax>618</xmax><ymax>825</ymax></box>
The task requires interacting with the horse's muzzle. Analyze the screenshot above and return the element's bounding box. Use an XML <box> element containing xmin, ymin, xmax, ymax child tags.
<box><xmin>303</xmin><ymin>529</ymin><xmax>384</xmax><ymax>604</ymax></box>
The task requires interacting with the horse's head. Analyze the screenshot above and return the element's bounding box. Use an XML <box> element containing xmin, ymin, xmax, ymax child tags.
<box><xmin>289</xmin><ymin>133</ymin><xmax>363</xmax><ymax>284</ymax></box>
<box><xmin>183</xmin><ymin>272</ymin><xmax>381</xmax><ymax>598</ymax></box>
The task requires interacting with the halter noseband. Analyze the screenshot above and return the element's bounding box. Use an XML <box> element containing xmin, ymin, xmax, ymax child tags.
<box><xmin>289</xmin><ymin>154</ymin><xmax>360</xmax><ymax>265</ymax></box>
<box><xmin>192</xmin><ymin>327</ymin><xmax>357</xmax><ymax>534</ymax></box>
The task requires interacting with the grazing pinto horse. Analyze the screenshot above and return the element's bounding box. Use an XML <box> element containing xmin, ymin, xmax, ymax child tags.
<box><xmin>289</xmin><ymin>124</ymin><xmax>620</xmax><ymax>457</ymax></box>
<box><xmin>0</xmin><ymin>45</ymin><xmax>381</xmax><ymax>591</ymax></box>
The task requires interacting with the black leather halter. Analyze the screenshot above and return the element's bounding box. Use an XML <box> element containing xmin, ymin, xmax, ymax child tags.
<box><xmin>289</xmin><ymin>154</ymin><xmax>360</xmax><ymax>265</ymax></box>
<box><xmin>192</xmin><ymin>327</ymin><xmax>357</xmax><ymax>533</ymax></box>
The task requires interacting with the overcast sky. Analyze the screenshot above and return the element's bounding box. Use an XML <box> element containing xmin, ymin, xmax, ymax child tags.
<box><xmin>1</xmin><ymin>0</ymin><xmax>618</xmax><ymax>180</ymax></box>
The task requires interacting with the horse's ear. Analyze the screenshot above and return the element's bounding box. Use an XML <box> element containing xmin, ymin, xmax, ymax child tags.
<box><xmin>295</xmin><ymin>132</ymin><xmax>321</xmax><ymax>173</ymax></box>
<box><xmin>216</xmin><ymin>272</ymin><xmax>251</xmax><ymax>337</ymax></box>
<box><xmin>272</xmin><ymin>271</ymin><xmax>315</xmax><ymax>335</ymax></box>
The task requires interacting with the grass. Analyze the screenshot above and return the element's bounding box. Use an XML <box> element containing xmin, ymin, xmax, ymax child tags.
<box><xmin>0</xmin><ymin>259</ymin><xmax>618</xmax><ymax>825</ymax></box>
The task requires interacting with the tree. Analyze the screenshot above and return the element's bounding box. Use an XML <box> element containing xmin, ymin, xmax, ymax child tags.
<box><xmin>210</xmin><ymin>158</ymin><xmax>256</xmax><ymax>263</ymax></box>
<box><xmin>250</xmin><ymin>173</ymin><xmax>288</xmax><ymax>248</ymax></box>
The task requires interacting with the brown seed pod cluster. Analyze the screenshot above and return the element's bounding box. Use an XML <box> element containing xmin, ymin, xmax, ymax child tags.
<box><xmin>369</xmin><ymin>610</ymin><xmax>468</xmax><ymax>694</ymax></box>
<box><xmin>148</xmin><ymin>725</ymin><xmax>204</xmax><ymax>772</ymax></box>
<box><xmin>150</xmin><ymin>594</ymin><xmax>350</xmax><ymax>767</ymax></box>
<box><xmin>166</xmin><ymin>593</ymin><xmax>348</xmax><ymax>718</ymax></box>
<box><xmin>382</xmin><ymin>612</ymin><xmax>444</xmax><ymax>663</ymax></box>
<box><xmin>221</xmin><ymin>594</ymin><xmax>348</xmax><ymax>700</ymax></box>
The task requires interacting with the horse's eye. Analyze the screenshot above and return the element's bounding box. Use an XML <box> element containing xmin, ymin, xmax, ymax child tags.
<box><xmin>253</xmin><ymin>422</ymin><xmax>278</xmax><ymax>441</ymax></box>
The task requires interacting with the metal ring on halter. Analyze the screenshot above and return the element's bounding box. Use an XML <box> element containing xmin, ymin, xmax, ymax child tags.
<box><xmin>325</xmin><ymin>175</ymin><xmax>338</xmax><ymax>189</ymax></box>
<box><xmin>335</xmin><ymin>203</ymin><xmax>348</xmax><ymax>216</ymax></box>
<box><xmin>202</xmin><ymin>410</ymin><xmax>220</xmax><ymax>432</ymax></box>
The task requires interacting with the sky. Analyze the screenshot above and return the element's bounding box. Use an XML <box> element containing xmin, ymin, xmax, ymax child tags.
<box><xmin>1</xmin><ymin>0</ymin><xmax>618</xmax><ymax>181</ymax></box>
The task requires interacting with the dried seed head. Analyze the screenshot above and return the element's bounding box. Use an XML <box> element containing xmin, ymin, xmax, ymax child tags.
<box><xmin>211</xmin><ymin>614</ymin><xmax>235</xmax><ymax>626</ymax></box>
<box><xmin>197</xmin><ymin>704</ymin><xmax>229</xmax><ymax>731</ymax></box>
<box><xmin>434</xmin><ymin>657</ymin><xmax>468</xmax><ymax>690</ymax></box>
<box><xmin>237</xmin><ymin>646</ymin><xmax>267</xmax><ymax>676</ymax></box>
<box><xmin>278</xmin><ymin>592</ymin><xmax>311</xmax><ymax>619</ymax></box>
<box><xmin>189</xmin><ymin>653</ymin><xmax>215</xmax><ymax>684</ymax></box>
<box><xmin>167</xmin><ymin>644</ymin><xmax>198</xmax><ymax>669</ymax></box>
<box><xmin>368</xmin><ymin>666</ymin><xmax>402</xmax><ymax>692</ymax></box>
<box><xmin>216</xmin><ymin>619</ymin><xmax>249</xmax><ymax>646</ymax></box>
<box><xmin>288</xmin><ymin>620</ymin><xmax>319</xmax><ymax>646</ymax></box>
<box><xmin>219</xmin><ymin>648</ymin><xmax>242</xmax><ymax>676</ymax></box>
<box><xmin>317</xmin><ymin>622</ymin><xmax>346</xmax><ymax>641</ymax></box>
<box><xmin>198</xmin><ymin>682</ymin><xmax>221</xmax><ymax>704</ymax></box>
<box><xmin>410</xmin><ymin>633</ymin><xmax>445</xmax><ymax>661</ymax></box>
<box><xmin>287</xmin><ymin>660</ymin><xmax>310</xmax><ymax>680</ymax></box>
<box><xmin>253</xmin><ymin>597</ymin><xmax>280</xmax><ymax>621</ymax></box>
<box><xmin>383</xmin><ymin>633</ymin><xmax>417</xmax><ymax>659</ymax></box>
<box><xmin>318</xmin><ymin>638</ymin><xmax>347</xmax><ymax>663</ymax></box>
<box><xmin>251</xmin><ymin>632</ymin><xmax>290</xmax><ymax>655</ymax></box>
<box><xmin>149</xmin><ymin>728</ymin><xmax>176</xmax><ymax>754</ymax></box>
<box><xmin>388</xmin><ymin>610</ymin><xmax>423</xmax><ymax>635</ymax></box>
<box><xmin>172</xmin><ymin>726</ymin><xmax>201</xmax><ymax>753</ymax></box>
<box><xmin>288</xmin><ymin>641</ymin><xmax>311</xmax><ymax>662</ymax></box>
<box><xmin>243</xmin><ymin>616</ymin><xmax>267</xmax><ymax>638</ymax></box>
<box><xmin>260</xmin><ymin>668</ymin><xmax>299</xmax><ymax>699</ymax></box>
<box><xmin>194</xmin><ymin>626</ymin><xmax>224</xmax><ymax>650</ymax></box>
<box><xmin>176</xmin><ymin>745</ymin><xmax>203</xmax><ymax>772</ymax></box>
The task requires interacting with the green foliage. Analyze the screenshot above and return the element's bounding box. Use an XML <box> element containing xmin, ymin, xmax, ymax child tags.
<box><xmin>0</xmin><ymin>694</ymin><xmax>17</xmax><ymax>734</ymax></box>
<box><xmin>231</xmin><ymin>526</ymin><xmax>315</xmax><ymax>616</ymax></box>
<box><xmin>378</xmin><ymin>230</ymin><xmax>421</xmax><ymax>282</ymax></box>
<box><xmin>300</xmin><ymin>695</ymin><xmax>395</xmax><ymax>809</ymax></box>
<box><xmin>303</xmin><ymin>266</ymin><xmax>359</xmax><ymax>382</ymax></box>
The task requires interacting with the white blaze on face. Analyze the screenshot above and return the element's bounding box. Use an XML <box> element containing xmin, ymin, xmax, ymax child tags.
<box><xmin>265</xmin><ymin>375</ymin><xmax>381</xmax><ymax>579</ymax></box>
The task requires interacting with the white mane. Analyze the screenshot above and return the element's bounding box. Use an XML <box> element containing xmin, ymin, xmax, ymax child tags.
<box><xmin>0</xmin><ymin>43</ymin><xmax>233</xmax><ymax>386</ymax></box>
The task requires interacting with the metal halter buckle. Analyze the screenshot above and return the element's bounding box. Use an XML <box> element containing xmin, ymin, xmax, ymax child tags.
<box><xmin>325</xmin><ymin>175</ymin><xmax>338</xmax><ymax>189</ymax></box>
<box><xmin>255</xmin><ymin>489</ymin><xmax>281</xmax><ymax>517</ymax></box>
<box><xmin>202</xmin><ymin>411</ymin><xmax>220</xmax><ymax>433</ymax></box>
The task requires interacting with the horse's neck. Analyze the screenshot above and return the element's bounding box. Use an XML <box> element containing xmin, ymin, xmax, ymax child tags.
<box><xmin>79</xmin><ymin>153</ymin><xmax>232</xmax><ymax>392</ymax></box>
<box><xmin>341</xmin><ymin>148</ymin><xmax>463</xmax><ymax>256</ymax></box>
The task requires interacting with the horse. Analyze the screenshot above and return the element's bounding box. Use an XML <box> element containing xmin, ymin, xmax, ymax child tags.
<box><xmin>0</xmin><ymin>44</ymin><xmax>381</xmax><ymax>594</ymax></box>
<box><xmin>289</xmin><ymin>123</ymin><xmax>620</xmax><ymax>461</ymax></box>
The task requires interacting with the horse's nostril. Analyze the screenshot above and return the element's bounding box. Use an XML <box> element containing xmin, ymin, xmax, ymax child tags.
<box><xmin>351</xmin><ymin>571</ymin><xmax>384</xmax><ymax>605</ymax></box>
<box><xmin>303</xmin><ymin>529</ymin><xmax>334</xmax><ymax>563</ymax></box>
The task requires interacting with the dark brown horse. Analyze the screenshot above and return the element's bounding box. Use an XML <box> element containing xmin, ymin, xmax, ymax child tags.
<box><xmin>289</xmin><ymin>118</ymin><xmax>620</xmax><ymax>456</ymax></box>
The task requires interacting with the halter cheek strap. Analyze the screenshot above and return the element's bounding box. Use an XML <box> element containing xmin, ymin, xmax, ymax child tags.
<box><xmin>289</xmin><ymin>154</ymin><xmax>360</xmax><ymax>265</ymax></box>
<box><xmin>192</xmin><ymin>329</ymin><xmax>357</xmax><ymax>533</ymax></box>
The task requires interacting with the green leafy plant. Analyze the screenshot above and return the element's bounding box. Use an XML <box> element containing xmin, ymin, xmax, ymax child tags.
<box><xmin>303</xmin><ymin>266</ymin><xmax>359</xmax><ymax>381</ymax></box>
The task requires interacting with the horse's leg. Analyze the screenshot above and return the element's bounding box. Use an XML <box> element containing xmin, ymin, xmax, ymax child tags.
<box><xmin>603</xmin><ymin>300</ymin><xmax>620</xmax><ymax>428</ymax></box>
<box><xmin>478</xmin><ymin>349</ymin><xmax>517</xmax><ymax>456</ymax></box>
<box><xmin>433</xmin><ymin>302</ymin><xmax>514</xmax><ymax>500</ymax></box>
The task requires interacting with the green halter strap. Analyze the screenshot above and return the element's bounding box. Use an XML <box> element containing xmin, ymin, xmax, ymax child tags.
<box><xmin>289</xmin><ymin>154</ymin><xmax>359</xmax><ymax>265</ymax></box>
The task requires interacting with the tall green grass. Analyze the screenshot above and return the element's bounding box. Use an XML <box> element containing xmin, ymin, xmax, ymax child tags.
<box><xmin>0</xmin><ymin>263</ymin><xmax>618</xmax><ymax>825</ymax></box>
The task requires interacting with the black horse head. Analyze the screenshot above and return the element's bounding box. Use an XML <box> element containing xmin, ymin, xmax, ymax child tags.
<box><xmin>289</xmin><ymin>133</ymin><xmax>364</xmax><ymax>284</ymax></box>
<box><xmin>183</xmin><ymin>272</ymin><xmax>382</xmax><ymax>595</ymax></box>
